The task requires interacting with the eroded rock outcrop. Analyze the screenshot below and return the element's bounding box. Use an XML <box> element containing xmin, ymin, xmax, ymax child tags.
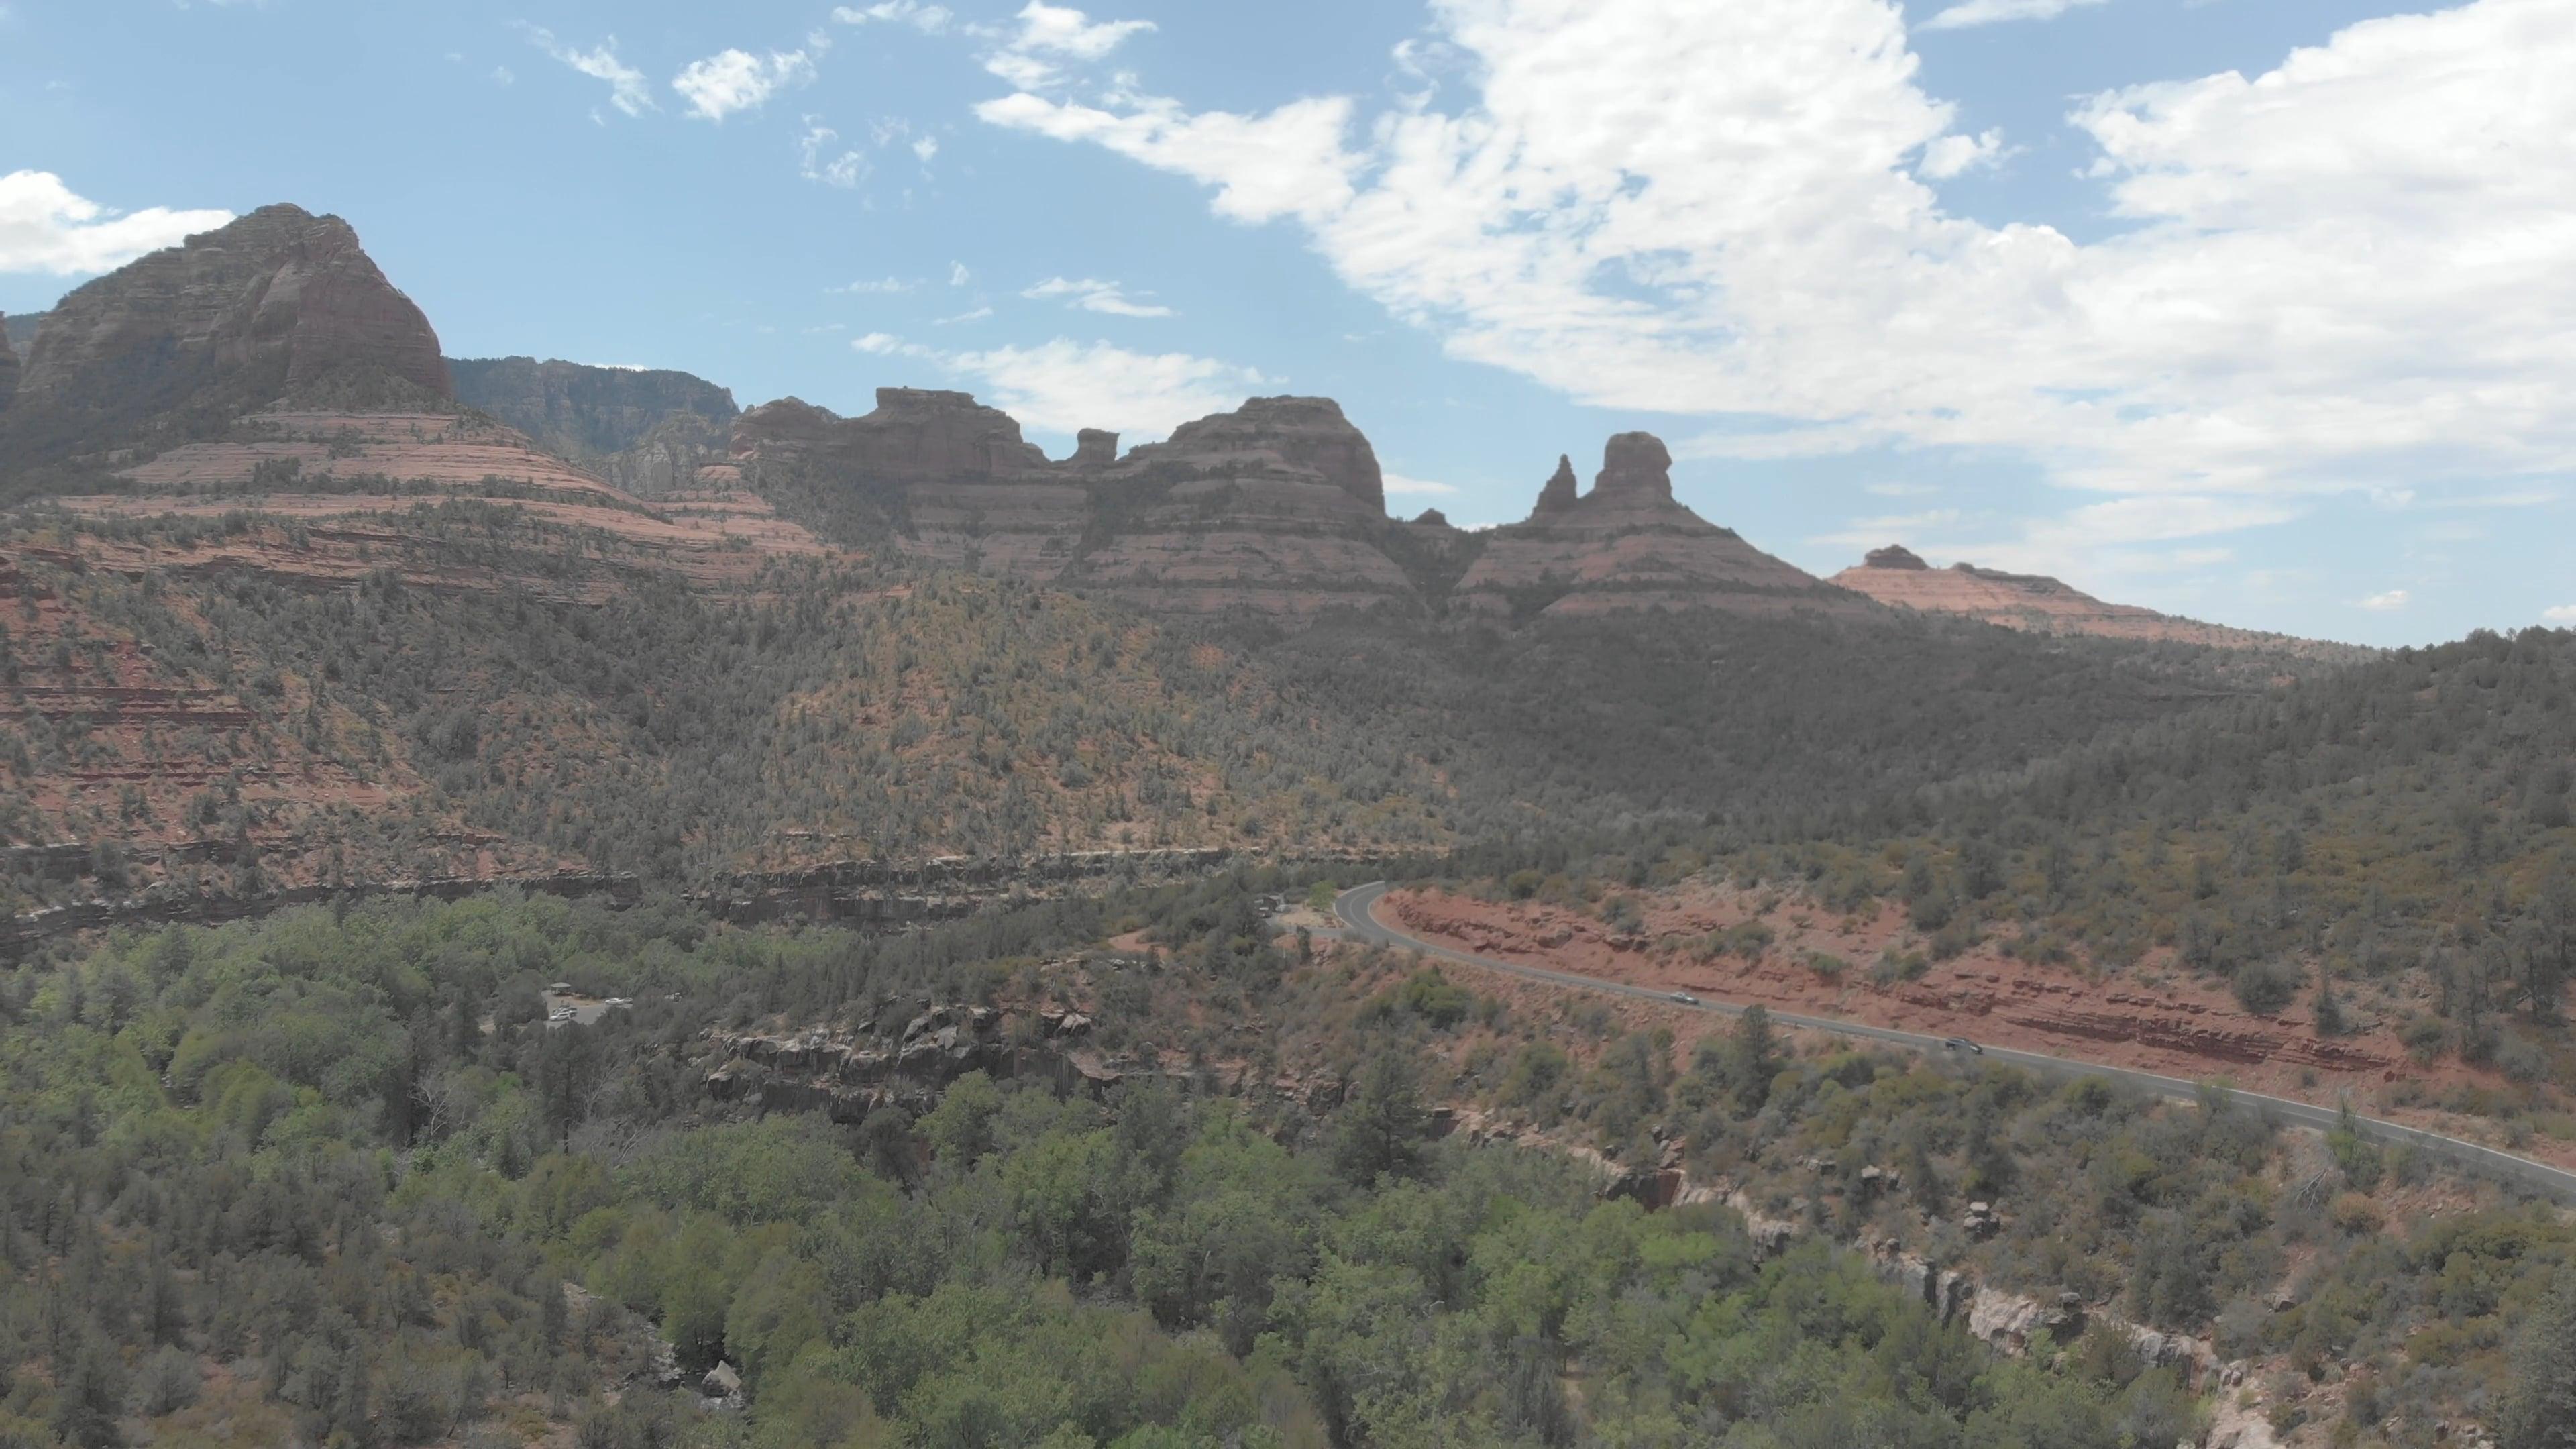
<box><xmin>0</xmin><ymin>312</ymin><xmax>18</xmax><ymax>414</ymax></box>
<box><xmin>1532</xmin><ymin>455</ymin><xmax>1579</xmax><ymax>515</ymax></box>
<box><xmin>738</xmin><ymin>386</ymin><xmax>1053</xmax><ymax>482</ymax></box>
<box><xmin>448</xmin><ymin>356</ymin><xmax>738</xmax><ymax>494</ymax></box>
<box><xmin>4</xmin><ymin>205</ymin><xmax>451</xmax><ymax>461</ymax></box>
<box><xmin>1832</xmin><ymin>546</ymin><xmax>2344</xmax><ymax>653</ymax></box>
<box><xmin>1451</xmin><ymin>433</ymin><xmax>1876</xmax><ymax>621</ymax></box>
<box><xmin>1124</xmin><ymin>396</ymin><xmax>1385</xmax><ymax>510</ymax></box>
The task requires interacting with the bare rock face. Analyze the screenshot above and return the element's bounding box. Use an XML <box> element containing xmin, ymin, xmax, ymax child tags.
<box><xmin>738</xmin><ymin>387</ymin><xmax>1052</xmax><ymax>482</ymax></box>
<box><xmin>5</xmin><ymin>204</ymin><xmax>451</xmax><ymax>460</ymax></box>
<box><xmin>1131</xmin><ymin>396</ymin><xmax>1384</xmax><ymax>509</ymax></box>
<box><xmin>0</xmin><ymin>313</ymin><xmax>18</xmax><ymax>415</ymax></box>
<box><xmin>1072</xmin><ymin>428</ymin><xmax>1120</xmax><ymax>468</ymax></box>
<box><xmin>449</xmin><ymin>356</ymin><xmax>737</xmax><ymax>494</ymax></box>
<box><xmin>1533</xmin><ymin>455</ymin><xmax>1579</xmax><ymax>515</ymax></box>
<box><xmin>1593</xmin><ymin>432</ymin><xmax>1674</xmax><ymax>502</ymax></box>
<box><xmin>1</xmin><ymin>310</ymin><xmax>40</xmax><ymax>355</ymax></box>
<box><xmin>1455</xmin><ymin>432</ymin><xmax>1874</xmax><ymax>621</ymax></box>
<box><xmin>1830</xmin><ymin>549</ymin><xmax>2341</xmax><ymax>652</ymax></box>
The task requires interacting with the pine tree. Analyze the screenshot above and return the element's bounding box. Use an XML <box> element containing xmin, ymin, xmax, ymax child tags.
<box><xmin>2500</xmin><ymin>1271</ymin><xmax>2576</xmax><ymax>1449</ymax></box>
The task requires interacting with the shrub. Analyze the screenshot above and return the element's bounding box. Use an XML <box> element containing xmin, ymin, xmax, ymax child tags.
<box><xmin>2231</xmin><ymin>959</ymin><xmax>2302</xmax><ymax>1015</ymax></box>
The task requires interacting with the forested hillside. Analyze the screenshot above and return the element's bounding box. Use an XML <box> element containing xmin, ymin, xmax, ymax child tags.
<box><xmin>9</xmin><ymin>880</ymin><xmax>2569</xmax><ymax>1448</ymax></box>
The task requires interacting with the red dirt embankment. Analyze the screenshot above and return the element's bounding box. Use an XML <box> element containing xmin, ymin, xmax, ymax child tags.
<box><xmin>1378</xmin><ymin>883</ymin><xmax>2575</xmax><ymax>1169</ymax></box>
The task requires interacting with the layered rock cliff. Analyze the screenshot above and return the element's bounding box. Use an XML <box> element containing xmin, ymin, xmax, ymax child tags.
<box><xmin>448</xmin><ymin>356</ymin><xmax>738</xmax><ymax>494</ymax></box>
<box><xmin>735</xmin><ymin>388</ymin><xmax>1416</xmax><ymax>614</ymax></box>
<box><xmin>1450</xmin><ymin>435</ymin><xmax>1874</xmax><ymax>620</ymax></box>
<box><xmin>1</xmin><ymin>205</ymin><xmax>451</xmax><ymax>463</ymax></box>
<box><xmin>1831</xmin><ymin>547</ymin><xmax>2334</xmax><ymax>652</ymax></box>
<box><xmin>0</xmin><ymin>311</ymin><xmax>40</xmax><ymax>355</ymax></box>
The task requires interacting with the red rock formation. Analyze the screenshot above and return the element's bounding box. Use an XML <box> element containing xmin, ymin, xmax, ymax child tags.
<box><xmin>736</xmin><ymin>387</ymin><xmax>1054</xmax><ymax>482</ymax></box>
<box><xmin>1592</xmin><ymin>431</ymin><xmax>1674</xmax><ymax>502</ymax></box>
<box><xmin>5</xmin><ymin>205</ymin><xmax>451</xmax><ymax>459</ymax></box>
<box><xmin>1532</xmin><ymin>455</ymin><xmax>1579</xmax><ymax>515</ymax></box>
<box><xmin>1454</xmin><ymin>433</ymin><xmax>1876</xmax><ymax>620</ymax></box>
<box><xmin>1126</xmin><ymin>396</ymin><xmax>1385</xmax><ymax>509</ymax></box>
<box><xmin>1072</xmin><ymin>428</ymin><xmax>1120</xmax><ymax>468</ymax></box>
<box><xmin>1830</xmin><ymin>547</ymin><xmax>2340</xmax><ymax>652</ymax></box>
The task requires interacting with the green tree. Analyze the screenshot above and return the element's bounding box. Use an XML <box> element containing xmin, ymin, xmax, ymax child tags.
<box><xmin>2500</xmin><ymin>1271</ymin><xmax>2576</xmax><ymax>1449</ymax></box>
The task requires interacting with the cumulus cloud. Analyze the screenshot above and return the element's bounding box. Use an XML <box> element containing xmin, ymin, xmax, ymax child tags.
<box><xmin>979</xmin><ymin>2</ymin><xmax>1154</xmax><ymax>90</ymax></box>
<box><xmin>673</xmin><ymin>48</ymin><xmax>816</xmax><ymax>121</ymax></box>
<box><xmin>941</xmin><ymin>338</ymin><xmax>1263</xmax><ymax>437</ymax></box>
<box><xmin>520</xmin><ymin>26</ymin><xmax>655</xmax><ymax>117</ymax></box>
<box><xmin>1023</xmin><ymin>276</ymin><xmax>1175</xmax><ymax>317</ymax></box>
<box><xmin>2359</xmin><ymin>589</ymin><xmax>2412</xmax><ymax>612</ymax></box>
<box><xmin>2545</xmin><ymin>604</ymin><xmax>2576</xmax><ymax>624</ymax></box>
<box><xmin>848</xmin><ymin>332</ymin><xmax>1264</xmax><ymax>438</ymax></box>
<box><xmin>0</xmin><ymin>170</ymin><xmax>232</xmax><ymax>276</ymax></box>
<box><xmin>978</xmin><ymin>0</ymin><xmax>2576</xmax><ymax>576</ymax></box>
<box><xmin>1920</xmin><ymin>0</ymin><xmax>2108</xmax><ymax>30</ymax></box>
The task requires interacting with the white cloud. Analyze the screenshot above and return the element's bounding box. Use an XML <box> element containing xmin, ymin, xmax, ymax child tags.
<box><xmin>913</xmin><ymin>136</ymin><xmax>941</xmax><ymax>163</ymax></box>
<box><xmin>1023</xmin><ymin>276</ymin><xmax>1175</xmax><ymax>317</ymax></box>
<box><xmin>673</xmin><ymin>48</ymin><xmax>816</xmax><ymax>122</ymax></box>
<box><xmin>491</xmin><ymin>65</ymin><xmax>516</xmax><ymax>85</ymax></box>
<box><xmin>977</xmin><ymin>91</ymin><xmax>1359</xmax><ymax>224</ymax></box>
<box><xmin>0</xmin><ymin>171</ymin><xmax>232</xmax><ymax>276</ymax></box>
<box><xmin>2359</xmin><ymin>589</ymin><xmax>2412</xmax><ymax>612</ymax></box>
<box><xmin>2544</xmin><ymin>604</ymin><xmax>2576</xmax><ymax>624</ymax></box>
<box><xmin>834</xmin><ymin>1</ymin><xmax>953</xmax><ymax>33</ymax></box>
<box><xmin>980</xmin><ymin>0</ymin><xmax>2576</xmax><ymax>573</ymax></box>
<box><xmin>847</xmin><ymin>331</ymin><xmax>1265</xmax><ymax>438</ymax></box>
<box><xmin>938</xmin><ymin>338</ymin><xmax>1264</xmax><ymax>437</ymax></box>
<box><xmin>1919</xmin><ymin>127</ymin><xmax>2006</xmax><ymax>178</ymax></box>
<box><xmin>1920</xmin><ymin>0</ymin><xmax>2108</xmax><ymax>29</ymax></box>
<box><xmin>979</xmin><ymin>2</ymin><xmax>1154</xmax><ymax>90</ymax></box>
<box><xmin>937</xmin><ymin>306</ymin><xmax>996</xmax><ymax>324</ymax></box>
<box><xmin>800</xmin><ymin>119</ymin><xmax>870</xmax><ymax>186</ymax></box>
<box><xmin>830</xmin><ymin>276</ymin><xmax>911</xmax><ymax>294</ymax></box>
<box><xmin>1383</xmin><ymin>474</ymin><xmax>1460</xmax><ymax>496</ymax></box>
<box><xmin>520</xmin><ymin>27</ymin><xmax>655</xmax><ymax>117</ymax></box>
<box><xmin>949</xmin><ymin>260</ymin><xmax>972</xmax><ymax>286</ymax></box>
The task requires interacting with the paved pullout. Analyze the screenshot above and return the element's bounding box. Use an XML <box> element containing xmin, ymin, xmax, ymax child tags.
<box><xmin>1334</xmin><ymin>882</ymin><xmax>2576</xmax><ymax>1204</ymax></box>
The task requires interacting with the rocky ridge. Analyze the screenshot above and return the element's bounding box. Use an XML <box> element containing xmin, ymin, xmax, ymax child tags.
<box><xmin>735</xmin><ymin>389</ymin><xmax>1872</xmax><ymax>621</ymax></box>
<box><xmin>448</xmin><ymin>356</ymin><xmax>739</xmax><ymax>495</ymax></box>
<box><xmin>2</xmin><ymin>205</ymin><xmax>451</xmax><ymax>464</ymax></box>
<box><xmin>1832</xmin><ymin>545</ymin><xmax>2344</xmax><ymax>653</ymax></box>
<box><xmin>1447</xmin><ymin>433</ymin><xmax>1874</xmax><ymax>620</ymax></box>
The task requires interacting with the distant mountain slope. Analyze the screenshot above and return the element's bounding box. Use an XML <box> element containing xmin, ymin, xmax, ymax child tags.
<box><xmin>1832</xmin><ymin>544</ymin><xmax>2361</xmax><ymax>657</ymax></box>
<box><xmin>450</xmin><ymin>356</ymin><xmax>737</xmax><ymax>495</ymax></box>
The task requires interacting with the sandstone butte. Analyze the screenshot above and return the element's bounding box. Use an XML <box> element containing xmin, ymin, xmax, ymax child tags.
<box><xmin>1829</xmin><ymin>545</ymin><xmax>2347</xmax><ymax>653</ymax></box>
<box><xmin>0</xmin><ymin>200</ymin><xmax>2340</xmax><ymax>639</ymax></box>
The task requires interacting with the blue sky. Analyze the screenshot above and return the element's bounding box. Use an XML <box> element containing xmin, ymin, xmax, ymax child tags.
<box><xmin>5</xmin><ymin>0</ymin><xmax>2573</xmax><ymax>645</ymax></box>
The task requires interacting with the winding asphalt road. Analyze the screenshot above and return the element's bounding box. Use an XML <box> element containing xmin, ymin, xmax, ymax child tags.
<box><xmin>1333</xmin><ymin>881</ymin><xmax>2576</xmax><ymax>1204</ymax></box>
